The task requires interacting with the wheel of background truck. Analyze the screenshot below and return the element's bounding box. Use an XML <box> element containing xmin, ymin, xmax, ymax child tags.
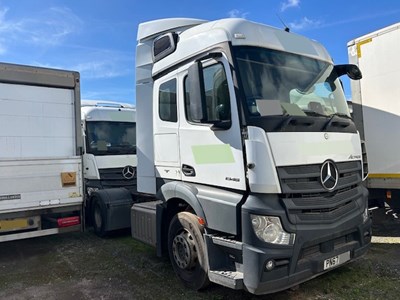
<box><xmin>92</xmin><ymin>197</ymin><xmax>107</xmax><ymax>237</ymax></box>
<box><xmin>168</xmin><ymin>211</ymin><xmax>210</xmax><ymax>290</ymax></box>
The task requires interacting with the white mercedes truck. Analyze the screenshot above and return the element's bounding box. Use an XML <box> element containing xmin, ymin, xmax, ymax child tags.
<box><xmin>125</xmin><ymin>18</ymin><xmax>372</xmax><ymax>294</ymax></box>
<box><xmin>81</xmin><ymin>100</ymin><xmax>137</xmax><ymax>236</ymax></box>
<box><xmin>0</xmin><ymin>62</ymin><xmax>83</xmax><ymax>242</ymax></box>
<box><xmin>348</xmin><ymin>22</ymin><xmax>400</xmax><ymax>215</ymax></box>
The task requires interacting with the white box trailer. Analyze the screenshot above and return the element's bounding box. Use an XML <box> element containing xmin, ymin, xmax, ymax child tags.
<box><xmin>0</xmin><ymin>62</ymin><xmax>83</xmax><ymax>242</ymax></box>
<box><xmin>348</xmin><ymin>22</ymin><xmax>400</xmax><ymax>213</ymax></box>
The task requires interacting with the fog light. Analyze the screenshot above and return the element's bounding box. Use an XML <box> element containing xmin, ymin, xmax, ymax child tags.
<box><xmin>265</xmin><ymin>260</ymin><xmax>275</xmax><ymax>271</ymax></box>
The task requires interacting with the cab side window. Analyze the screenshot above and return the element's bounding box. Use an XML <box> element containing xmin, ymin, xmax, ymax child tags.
<box><xmin>159</xmin><ymin>79</ymin><xmax>177</xmax><ymax>122</ymax></box>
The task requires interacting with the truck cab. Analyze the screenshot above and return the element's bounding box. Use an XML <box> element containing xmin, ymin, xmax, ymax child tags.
<box><xmin>81</xmin><ymin>100</ymin><xmax>137</xmax><ymax>236</ymax></box>
<box><xmin>133</xmin><ymin>18</ymin><xmax>371</xmax><ymax>294</ymax></box>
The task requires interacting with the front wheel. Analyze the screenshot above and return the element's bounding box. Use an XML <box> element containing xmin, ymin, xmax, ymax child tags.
<box><xmin>168</xmin><ymin>212</ymin><xmax>210</xmax><ymax>290</ymax></box>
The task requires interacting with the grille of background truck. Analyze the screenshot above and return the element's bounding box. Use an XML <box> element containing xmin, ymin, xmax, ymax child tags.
<box><xmin>98</xmin><ymin>168</ymin><xmax>137</xmax><ymax>189</ymax></box>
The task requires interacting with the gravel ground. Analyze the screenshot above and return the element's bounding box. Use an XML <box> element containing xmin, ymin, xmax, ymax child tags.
<box><xmin>0</xmin><ymin>208</ymin><xmax>399</xmax><ymax>300</ymax></box>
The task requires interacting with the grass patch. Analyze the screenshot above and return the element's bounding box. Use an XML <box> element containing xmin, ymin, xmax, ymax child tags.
<box><xmin>297</xmin><ymin>259</ymin><xmax>400</xmax><ymax>300</ymax></box>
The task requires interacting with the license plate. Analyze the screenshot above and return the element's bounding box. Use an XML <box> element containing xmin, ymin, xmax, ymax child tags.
<box><xmin>0</xmin><ymin>216</ymin><xmax>40</xmax><ymax>232</ymax></box>
<box><xmin>323</xmin><ymin>251</ymin><xmax>350</xmax><ymax>270</ymax></box>
<box><xmin>0</xmin><ymin>218</ymin><xmax>29</xmax><ymax>232</ymax></box>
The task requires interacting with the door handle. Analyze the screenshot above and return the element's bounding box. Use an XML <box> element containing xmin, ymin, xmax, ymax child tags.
<box><xmin>182</xmin><ymin>164</ymin><xmax>196</xmax><ymax>177</ymax></box>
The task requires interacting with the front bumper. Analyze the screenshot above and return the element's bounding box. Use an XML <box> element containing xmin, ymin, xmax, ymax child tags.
<box><xmin>241</xmin><ymin>221</ymin><xmax>371</xmax><ymax>294</ymax></box>
<box><xmin>239</xmin><ymin>189</ymin><xmax>371</xmax><ymax>295</ymax></box>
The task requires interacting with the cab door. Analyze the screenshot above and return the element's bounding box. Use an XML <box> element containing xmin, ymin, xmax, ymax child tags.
<box><xmin>177</xmin><ymin>55</ymin><xmax>246</xmax><ymax>191</ymax></box>
<box><xmin>153</xmin><ymin>72</ymin><xmax>182</xmax><ymax>181</ymax></box>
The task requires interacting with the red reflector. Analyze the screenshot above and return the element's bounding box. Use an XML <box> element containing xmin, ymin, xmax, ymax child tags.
<box><xmin>197</xmin><ymin>217</ymin><xmax>206</xmax><ymax>226</ymax></box>
<box><xmin>57</xmin><ymin>216</ymin><xmax>80</xmax><ymax>227</ymax></box>
<box><xmin>386</xmin><ymin>190</ymin><xmax>392</xmax><ymax>200</ymax></box>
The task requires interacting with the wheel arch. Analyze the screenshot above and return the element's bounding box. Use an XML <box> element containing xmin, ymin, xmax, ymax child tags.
<box><xmin>158</xmin><ymin>181</ymin><xmax>206</xmax><ymax>220</ymax></box>
<box><xmin>156</xmin><ymin>181</ymin><xmax>206</xmax><ymax>257</ymax></box>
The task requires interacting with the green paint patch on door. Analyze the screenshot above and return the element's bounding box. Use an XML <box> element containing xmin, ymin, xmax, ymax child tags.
<box><xmin>192</xmin><ymin>144</ymin><xmax>235</xmax><ymax>164</ymax></box>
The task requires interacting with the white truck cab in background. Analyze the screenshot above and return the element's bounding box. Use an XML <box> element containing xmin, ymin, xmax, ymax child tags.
<box><xmin>81</xmin><ymin>100</ymin><xmax>137</xmax><ymax>236</ymax></box>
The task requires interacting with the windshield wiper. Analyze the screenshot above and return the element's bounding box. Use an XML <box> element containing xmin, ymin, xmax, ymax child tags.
<box><xmin>118</xmin><ymin>144</ymin><xmax>136</xmax><ymax>149</ymax></box>
<box><xmin>329</xmin><ymin>112</ymin><xmax>352</xmax><ymax>119</ymax></box>
<box><xmin>302</xmin><ymin>110</ymin><xmax>327</xmax><ymax>117</ymax></box>
<box><xmin>323</xmin><ymin>113</ymin><xmax>352</xmax><ymax>130</ymax></box>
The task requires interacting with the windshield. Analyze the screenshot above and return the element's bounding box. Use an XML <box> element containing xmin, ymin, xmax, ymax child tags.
<box><xmin>85</xmin><ymin>121</ymin><xmax>136</xmax><ymax>156</ymax></box>
<box><xmin>234</xmin><ymin>46</ymin><xmax>350</xmax><ymax>120</ymax></box>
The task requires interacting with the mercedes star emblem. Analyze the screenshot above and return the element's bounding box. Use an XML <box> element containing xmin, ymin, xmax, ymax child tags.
<box><xmin>122</xmin><ymin>165</ymin><xmax>135</xmax><ymax>180</ymax></box>
<box><xmin>320</xmin><ymin>160</ymin><xmax>338</xmax><ymax>191</ymax></box>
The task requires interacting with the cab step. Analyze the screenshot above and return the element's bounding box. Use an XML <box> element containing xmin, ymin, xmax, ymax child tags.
<box><xmin>208</xmin><ymin>270</ymin><xmax>244</xmax><ymax>289</ymax></box>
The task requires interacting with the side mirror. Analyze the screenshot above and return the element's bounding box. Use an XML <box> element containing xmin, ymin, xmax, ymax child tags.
<box><xmin>334</xmin><ymin>64</ymin><xmax>362</xmax><ymax>80</ymax></box>
<box><xmin>188</xmin><ymin>61</ymin><xmax>206</xmax><ymax>121</ymax></box>
<box><xmin>211</xmin><ymin>120</ymin><xmax>232</xmax><ymax>131</ymax></box>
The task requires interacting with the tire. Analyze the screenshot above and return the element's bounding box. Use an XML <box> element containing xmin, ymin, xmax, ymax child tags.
<box><xmin>92</xmin><ymin>198</ymin><xmax>107</xmax><ymax>237</ymax></box>
<box><xmin>168</xmin><ymin>212</ymin><xmax>210</xmax><ymax>290</ymax></box>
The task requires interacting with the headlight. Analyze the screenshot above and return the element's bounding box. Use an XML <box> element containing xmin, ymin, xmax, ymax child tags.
<box><xmin>250</xmin><ymin>215</ymin><xmax>295</xmax><ymax>245</ymax></box>
<box><xmin>362</xmin><ymin>207</ymin><xmax>369</xmax><ymax>223</ymax></box>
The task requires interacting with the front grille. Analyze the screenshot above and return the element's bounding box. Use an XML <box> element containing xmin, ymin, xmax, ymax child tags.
<box><xmin>98</xmin><ymin>167</ymin><xmax>137</xmax><ymax>189</ymax></box>
<box><xmin>277</xmin><ymin>161</ymin><xmax>361</xmax><ymax>194</ymax></box>
<box><xmin>277</xmin><ymin>161</ymin><xmax>363</xmax><ymax>224</ymax></box>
